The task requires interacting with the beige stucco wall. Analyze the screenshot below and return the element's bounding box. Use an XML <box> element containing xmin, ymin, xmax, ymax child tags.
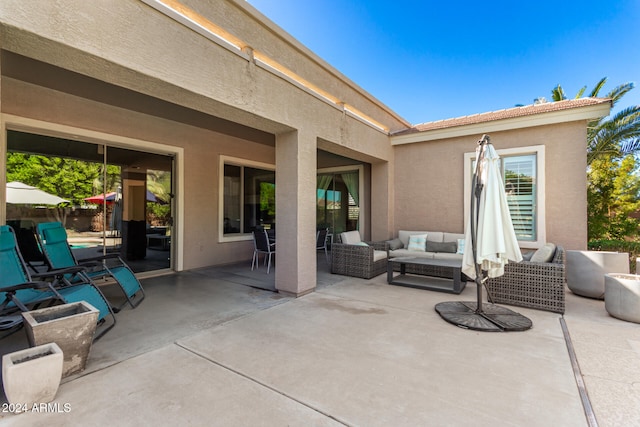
<box><xmin>0</xmin><ymin>0</ymin><xmax>405</xmax><ymax>144</ymax></box>
<box><xmin>0</xmin><ymin>0</ymin><xmax>398</xmax><ymax>290</ymax></box>
<box><xmin>392</xmin><ymin>122</ymin><xmax>588</xmax><ymax>250</ymax></box>
<box><xmin>1</xmin><ymin>77</ymin><xmax>278</xmax><ymax>270</ymax></box>
<box><xmin>0</xmin><ymin>0</ymin><xmax>597</xmax><ymax>293</ymax></box>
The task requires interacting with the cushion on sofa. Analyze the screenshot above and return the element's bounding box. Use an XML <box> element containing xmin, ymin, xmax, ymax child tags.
<box><xmin>530</xmin><ymin>243</ymin><xmax>556</xmax><ymax>263</ymax></box>
<box><xmin>407</xmin><ymin>234</ymin><xmax>428</xmax><ymax>251</ymax></box>
<box><xmin>389</xmin><ymin>249</ymin><xmax>434</xmax><ymax>259</ymax></box>
<box><xmin>443</xmin><ymin>232</ymin><xmax>465</xmax><ymax>243</ymax></box>
<box><xmin>426</xmin><ymin>240</ymin><xmax>457</xmax><ymax>253</ymax></box>
<box><xmin>340</xmin><ymin>230</ymin><xmax>362</xmax><ymax>245</ymax></box>
<box><xmin>522</xmin><ymin>251</ymin><xmax>535</xmax><ymax>261</ymax></box>
<box><xmin>456</xmin><ymin>238</ymin><xmax>465</xmax><ymax>255</ymax></box>
<box><xmin>386</xmin><ymin>238</ymin><xmax>404</xmax><ymax>250</ymax></box>
<box><xmin>398</xmin><ymin>230</ymin><xmax>444</xmax><ymax>248</ymax></box>
<box><xmin>398</xmin><ymin>230</ymin><xmax>425</xmax><ymax>247</ymax></box>
<box><xmin>373</xmin><ymin>250</ymin><xmax>387</xmax><ymax>262</ymax></box>
<box><xmin>432</xmin><ymin>252</ymin><xmax>463</xmax><ymax>261</ymax></box>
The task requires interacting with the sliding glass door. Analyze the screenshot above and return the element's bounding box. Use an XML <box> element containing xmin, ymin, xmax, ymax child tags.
<box><xmin>316</xmin><ymin>169</ymin><xmax>360</xmax><ymax>235</ymax></box>
<box><xmin>5</xmin><ymin>130</ymin><xmax>174</xmax><ymax>273</ymax></box>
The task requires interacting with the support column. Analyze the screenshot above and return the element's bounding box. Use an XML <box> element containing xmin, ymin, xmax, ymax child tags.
<box><xmin>275</xmin><ymin>130</ymin><xmax>317</xmax><ymax>296</ymax></box>
<box><xmin>370</xmin><ymin>160</ymin><xmax>394</xmax><ymax>241</ymax></box>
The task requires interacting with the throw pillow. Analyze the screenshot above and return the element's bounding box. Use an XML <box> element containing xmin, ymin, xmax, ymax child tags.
<box><xmin>407</xmin><ymin>234</ymin><xmax>427</xmax><ymax>252</ymax></box>
<box><xmin>386</xmin><ymin>238</ymin><xmax>404</xmax><ymax>250</ymax></box>
<box><xmin>426</xmin><ymin>240</ymin><xmax>457</xmax><ymax>253</ymax></box>
<box><xmin>456</xmin><ymin>238</ymin><xmax>465</xmax><ymax>255</ymax></box>
<box><xmin>353</xmin><ymin>241</ymin><xmax>369</xmax><ymax>246</ymax></box>
<box><xmin>530</xmin><ymin>243</ymin><xmax>556</xmax><ymax>263</ymax></box>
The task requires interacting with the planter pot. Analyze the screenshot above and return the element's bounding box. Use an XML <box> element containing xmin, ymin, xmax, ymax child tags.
<box><xmin>605</xmin><ymin>273</ymin><xmax>640</xmax><ymax>323</ymax></box>
<box><xmin>22</xmin><ymin>301</ymin><xmax>99</xmax><ymax>378</ymax></box>
<box><xmin>2</xmin><ymin>342</ymin><xmax>63</xmax><ymax>405</ymax></box>
<box><xmin>566</xmin><ymin>250</ymin><xmax>629</xmax><ymax>299</ymax></box>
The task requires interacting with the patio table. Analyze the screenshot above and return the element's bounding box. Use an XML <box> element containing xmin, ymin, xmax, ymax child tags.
<box><xmin>387</xmin><ymin>257</ymin><xmax>466</xmax><ymax>294</ymax></box>
<box><xmin>147</xmin><ymin>234</ymin><xmax>171</xmax><ymax>250</ymax></box>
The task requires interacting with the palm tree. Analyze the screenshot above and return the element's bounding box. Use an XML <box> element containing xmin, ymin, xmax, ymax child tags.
<box><xmin>551</xmin><ymin>77</ymin><xmax>640</xmax><ymax>164</ymax></box>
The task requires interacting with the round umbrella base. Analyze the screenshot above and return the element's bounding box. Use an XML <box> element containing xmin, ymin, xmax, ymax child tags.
<box><xmin>435</xmin><ymin>301</ymin><xmax>532</xmax><ymax>332</ymax></box>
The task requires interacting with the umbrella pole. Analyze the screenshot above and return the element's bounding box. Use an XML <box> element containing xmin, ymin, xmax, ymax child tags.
<box><xmin>435</xmin><ymin>134</ymin><xmax>532</xmax><ymax>332</ymax></box>
<box><xmin>471</xmin><ymin>137</ymin><xmax>486</xmax><ymax>315</ymax></box>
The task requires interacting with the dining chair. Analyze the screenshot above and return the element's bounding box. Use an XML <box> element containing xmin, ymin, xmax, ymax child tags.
<box><xmin>252</xmin><ymin>230</ymin><xmax>276</xmax><ymax>274</ymax></box>
<box><xmin>316</xmin><ymin>228</ymin><xmax>330</xmax><ymax>264</ymax></box>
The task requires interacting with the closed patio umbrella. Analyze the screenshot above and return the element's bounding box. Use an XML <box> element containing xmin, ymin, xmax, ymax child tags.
<box><xmin>6</xmin><ymin>181</ymin><xmax>68</xmax><ymax>205</ymax></box>
<box><xmin>436</xmin><ymin>135</ymin><xmax>532</xmax><ymax>331</ymax></box>
<box><xmin>461</xmin><ymin>138</ymin><xmax>522</xmax><ymax>279</ymax></box>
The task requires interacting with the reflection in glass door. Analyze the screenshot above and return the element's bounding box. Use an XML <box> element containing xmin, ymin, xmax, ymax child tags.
<box><xmin>5</xmin><ymin>130</ymin><xmax>173</xmax><ymax>273</ymax></box>
<box><xmin>317</xmin><ymin>170</ymin><xmax>359</xmax><ymax>235</ymax></box>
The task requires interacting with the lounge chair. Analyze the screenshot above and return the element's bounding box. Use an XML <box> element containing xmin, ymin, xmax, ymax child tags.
<box><xmin>331</xmin><ymin>231</ymin><xmax>389</xmax><ymax>279</ymax></box>
<box><xmin>7</xmin><ymin>219</ymin><xmax>46</xmax><ymax>273</ymax></box>
<box><xmin>485</xmin><ymin>245</ymin><xmax>566</xmax><ymax>314</ymax></box>
<box><xmin>36</xmin><ymin>222</ymin><xmax>145</xmax><ymax>310</ymax></box>
<box><xmin>0</xmin><ymin>225</ymin><xmax>115</xmax><ymax>340</ymax></box>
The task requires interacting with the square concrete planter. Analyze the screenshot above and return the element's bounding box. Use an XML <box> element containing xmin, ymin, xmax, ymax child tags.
<box><xmin>22</xmin><ymin>301</ymin><xmax>99</xmax><ymax>378</ymax></box>
<box><xmin>2</xmin><ymin>342</ymin><xmax>63</xmax><ymax>406</ymax></box>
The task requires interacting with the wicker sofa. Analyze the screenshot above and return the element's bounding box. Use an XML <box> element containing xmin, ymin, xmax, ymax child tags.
<box><xmin>331</xmin><ymin>231</ymin><xmax>389</xmax><ymax>279</ymax></box>
<box><xmin>387</xmin><ymin>230</ymin><xmax>465</xmax><ymax>280</ymax></box>
<box><xmin>485</xmin><ymin>244</ymin><xmax>566</xmax><ymax>314</ymax></box>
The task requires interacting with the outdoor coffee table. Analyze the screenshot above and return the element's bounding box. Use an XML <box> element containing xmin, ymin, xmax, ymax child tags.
<box><xmin>147</xmin><ymin>234</ymin><xmax>171</xmax><ymax>250</ymax></box>
<box><xmin>387</xmin><ymin>257</ymin><xmax>466</xmax><ymax>294</ymax></box>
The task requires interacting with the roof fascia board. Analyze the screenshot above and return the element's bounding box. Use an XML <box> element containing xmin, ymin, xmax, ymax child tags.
<box><xmin>391</xmin><ymin>103</ymin><xmax>612</xmax><ymax>145</ymax></box>
<box><xmin>140</xmin><ymin>0</ymin><xmax>250</xmax><ymax>60</ymax></box>
<box><xmin>231</xmin><ymin>0</ymin><xmax>411</xmax><ymax>128</ymax></box>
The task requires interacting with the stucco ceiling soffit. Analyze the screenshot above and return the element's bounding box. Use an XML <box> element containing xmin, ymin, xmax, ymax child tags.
<box><xmin>2</xmin><ymin>51</ymin><xmax>298</xmax><ymax>144</ymax></box>
<box><xmin>0</xmin><ymin>19</ymin><xmax>292</xmax><ymax>139</ymax></box>
<box><xmin>317</xmin><ymin>138</ymin><xmax>388</xmax><ymax>164</ymax></box>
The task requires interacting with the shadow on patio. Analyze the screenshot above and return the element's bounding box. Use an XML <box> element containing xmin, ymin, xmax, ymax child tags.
<box><xmin>1</xmin><ymin>254</ymin><xmax>638</xmax><ymax>426</ymax></box>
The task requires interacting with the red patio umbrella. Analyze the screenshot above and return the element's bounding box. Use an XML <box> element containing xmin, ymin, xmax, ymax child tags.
<box><xmin>84</xmin><ymin>192</ymin><xmax>117</xmax><ymax>205</ymax></box>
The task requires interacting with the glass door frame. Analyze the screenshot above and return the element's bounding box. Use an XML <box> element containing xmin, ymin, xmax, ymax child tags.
<box><xmin>317</xmin><ymin>165</ymin><xmax>365</xmax><ymax>237</ymax></box>
<box><xmin>1</xmin><ymin>114</ymin><xmax>185</xmax><ymax>273</ymax></box>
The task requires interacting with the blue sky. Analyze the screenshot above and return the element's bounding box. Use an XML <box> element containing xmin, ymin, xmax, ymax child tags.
<box><xmin>247</xmin><ymin>0</ymin><xmax>640</xmax><ymax>125</ymax></box>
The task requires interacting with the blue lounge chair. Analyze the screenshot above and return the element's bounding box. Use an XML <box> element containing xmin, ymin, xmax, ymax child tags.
<box><xmin>36</xmin><ymin>222</ymin><xmax>145</xmax><ymax>310</ymax></box>
<box><xmin>0</xmin><ymin>225</ymin><xmax>115</xmax><ymax>340</ymax></box>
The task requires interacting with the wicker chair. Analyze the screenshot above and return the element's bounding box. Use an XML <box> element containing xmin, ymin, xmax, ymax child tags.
<box><xmin>485</xmin><ymin>245</ymin><xmax>566</xmax><ymax>314</ymax></box>
<box><xmin>331</xmin><ymin>231</ymin><xmax>389</xmax><ymax>279</ymax></box>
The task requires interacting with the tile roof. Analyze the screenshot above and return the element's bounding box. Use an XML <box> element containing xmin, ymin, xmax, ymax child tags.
<box><xmin>395</xmin><ymin>98</ymin><xmax>612</xmax><ymax>135</ymax></box>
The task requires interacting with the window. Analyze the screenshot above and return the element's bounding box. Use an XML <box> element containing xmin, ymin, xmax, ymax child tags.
<box><xmin>503</xmin><ymin>154</ymin><xmax>536</xmax><ymax>241</ymax></box>
<box><xmin>317</xmin><ymin>168</ymin><xmax>361</xmax><ymax>234</ymax></box>
<box><xmin>464</xmin><ymin>145</ymin><xmax>545</xmax><ymax>248</ymax></box>
<box><xmin>221</xmin><ymin>157</ymin><xmax>275</xmax><ymax>238</ymax></box>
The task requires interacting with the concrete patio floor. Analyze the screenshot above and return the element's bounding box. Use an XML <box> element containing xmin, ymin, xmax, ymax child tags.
<box><xmin>1</xmin><ymin>259</ymin><xmax>639</xmax><ymax>426</ymax></box>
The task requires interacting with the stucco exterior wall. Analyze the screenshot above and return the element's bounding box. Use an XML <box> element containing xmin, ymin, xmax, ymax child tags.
<box><xmin>0</xmin><ymin>0</ymin><xmax>600</xmax><ymax>289</ymax></box>
<box><xmin>181</xmin><ymin>0</ymin><xmax>408</xmax><ymax>133</ymax></box>
<box><xmin>0</xmin><ymin>0</ymin><xmax>397</xmax><ymax>281</ymax></box>
<box><xmin>0</xmin><ymin>0</ymin><xmax>401</xmax><ymax>148</ymax></box>
<box><xmin>1</xmin><ymin>77</ymin><xmax>278</xmax><ymax>269</ymax></box>
<box><xmin>392</xmin><ymin>122</ymin><xmax>588</xmax><ymax>250</ymax></box>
